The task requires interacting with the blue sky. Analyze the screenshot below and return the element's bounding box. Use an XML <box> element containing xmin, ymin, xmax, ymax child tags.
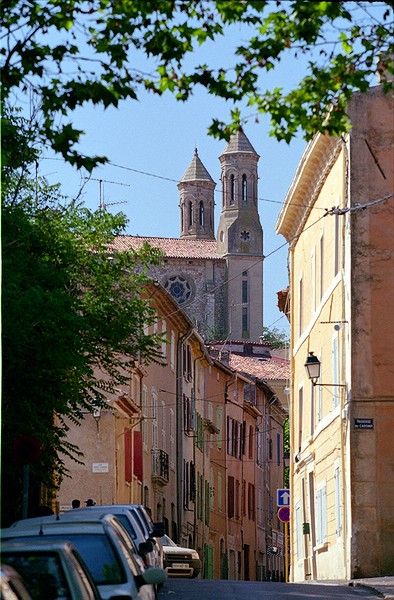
<box><xmin>39</xmin><ymin>23</ymin><xmax>316</xmax><ymax>333</ymax></box>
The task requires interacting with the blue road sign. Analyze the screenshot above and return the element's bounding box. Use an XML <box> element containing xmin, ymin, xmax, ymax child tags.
<box><xmin>277</xmin><ymin>488</ymin><xmax>290</xmax><ymax>507</ymax></box>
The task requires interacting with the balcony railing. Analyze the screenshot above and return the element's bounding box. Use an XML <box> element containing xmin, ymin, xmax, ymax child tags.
<box><xmin>151</xmin><ymin>448</ymin><xmax>169</xmax><ymax>484</ymax></box>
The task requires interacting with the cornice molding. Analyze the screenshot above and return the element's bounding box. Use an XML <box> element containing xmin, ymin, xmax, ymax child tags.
<box><xmin>276</xmin><ymin>135</ymin><xmax>342</xmax><ymax>244</ymax></box>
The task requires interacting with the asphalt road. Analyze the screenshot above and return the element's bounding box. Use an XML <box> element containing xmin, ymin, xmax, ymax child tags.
<box><xmin>158</xmin><ymin>578</ymin><xmax>381</xmax><ymax>599</ymax></box>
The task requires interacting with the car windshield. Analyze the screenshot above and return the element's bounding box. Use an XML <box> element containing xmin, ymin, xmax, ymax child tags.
<box><xmin>114</xmin><ymin>514</ymin><xmax>137</xmax><ymax>540</ymax></box>
<box><xmin>2</xmin><ymin>552</ymin><xmax>71</xmax><ymax>600</ymax></box>
<box><xmin>161</xmin><ymin>535</ymin><xmax>177</xmax><ymax>547</ymax></box>
<box><xmin>9</xmin><ymin>535</ymin><xmax>125</xmax><ymax>586</ymax></box>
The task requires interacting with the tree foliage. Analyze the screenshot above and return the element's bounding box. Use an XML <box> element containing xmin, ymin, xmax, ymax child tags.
<box><xmin>1</xmin><ymin>108</ymin><xmax>165</xmax><ymax>524</ymax></box>
<box><xmin>1</xmin><ymin>1</ymin><xmax>392</xmax><ymax>168</ymax></box>
<box><xmin>262</xmin><ymin>326</ymin><xmax>289</xmax><ymax>349</ymax></box>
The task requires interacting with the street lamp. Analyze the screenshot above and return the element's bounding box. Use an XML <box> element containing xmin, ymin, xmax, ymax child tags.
<box><xmin>304</xmin><ymin>352</ymin><xmax>321</xmax><ymax>384</ymax></box>
<box><xmin>304</xmin><ymin>351</ymin><xmax>347</xmax><ymax>387</ymax></box>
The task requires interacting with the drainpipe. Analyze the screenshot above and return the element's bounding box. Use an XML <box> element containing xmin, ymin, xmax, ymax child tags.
<box><xmin>176</xmin><ymin>328</ymin><xmax>193</xmax><ymax>543</ymax></box>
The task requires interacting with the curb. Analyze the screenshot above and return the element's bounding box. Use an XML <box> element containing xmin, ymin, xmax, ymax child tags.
<box><xmin>353</xmin><ymin>581</ymin><xmax>394</xmax><ymax>600</ymax></box>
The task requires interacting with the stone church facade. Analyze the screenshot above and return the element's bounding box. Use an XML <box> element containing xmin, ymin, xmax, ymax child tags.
<box><xmin>113</xmin><ymin>129</ymin><xmax>264</xmax><ymax>342</ymax></box>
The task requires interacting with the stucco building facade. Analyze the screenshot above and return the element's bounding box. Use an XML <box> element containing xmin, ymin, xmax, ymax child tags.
<box><xmin>276</xmin><ymin>84</ymin><xmax>394</xmax><ymax>580</ymax></box>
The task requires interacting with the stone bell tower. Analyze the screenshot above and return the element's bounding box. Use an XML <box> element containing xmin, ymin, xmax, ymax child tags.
<box><xmin>178</xmin><ymin>149</ymin><xmax>216</xmax><ymax>240</ymax></box>
<box><xmin>217</xmin><ymin>129</ymin><xmax>264</xmax><ymax>342</ymax></box>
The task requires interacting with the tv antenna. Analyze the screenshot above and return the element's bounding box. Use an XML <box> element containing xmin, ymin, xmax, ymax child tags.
<box><xmin>84</xmin><ymin>177</ymin><xmax>130</xmax><ymax>210</ymax></box>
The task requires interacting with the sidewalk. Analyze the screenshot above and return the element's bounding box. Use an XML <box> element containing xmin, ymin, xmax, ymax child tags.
<box><xmin>351</xmin><ymin>578</ymin><xmax>394</xmax><ymax>599</ymax></box>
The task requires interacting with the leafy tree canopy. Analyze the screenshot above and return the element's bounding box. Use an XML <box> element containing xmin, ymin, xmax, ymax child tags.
<box><xmin>2</xmin><ymin>108</ymin><xmax>165</xmax><ymax>523</ymax></box>
<box><xmin>262</xmin><ymin>326</ymin><xmax>289</xmax><ymax>349</ymax></box>
<box><xmin>1</xmin><ymin>0</ymin><xmax>392</xmax><ymax>169</ymax></box>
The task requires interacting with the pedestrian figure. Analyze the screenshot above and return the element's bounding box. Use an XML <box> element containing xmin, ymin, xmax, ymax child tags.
<box><xmin>71</xmin><ymin>499</ymin><xmax>80</xmax><ymax>509</ymax></box>
<box><xmin>85</xmin><ymin>498</ymin><xmax>96</xmax><ymax>506</ymax></box>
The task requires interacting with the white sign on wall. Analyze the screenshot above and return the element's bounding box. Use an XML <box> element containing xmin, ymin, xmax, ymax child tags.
<box><xmin>92</xmin><ymin>462</ymin><xmax>109</xmax><ymax>473</ymax></box>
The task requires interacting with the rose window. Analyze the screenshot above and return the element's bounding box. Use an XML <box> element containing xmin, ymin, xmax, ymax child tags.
<box><xmin>164</xmin><ymin>275</ymin><xmax>193</xmax><ymax>305</ymax></box>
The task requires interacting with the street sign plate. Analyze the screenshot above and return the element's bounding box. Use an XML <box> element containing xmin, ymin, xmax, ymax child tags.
<box><xmin>278</xmin><ymin>507</ymin><xmax>290</xmax><ymax>523</ymax></box>
<box><xmin>277</xmin><ymin>488</ymin><xmax>290</xmax><ymax>507</ymax></box>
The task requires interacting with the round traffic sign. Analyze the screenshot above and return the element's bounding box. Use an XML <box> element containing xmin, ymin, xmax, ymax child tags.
<box><xmin>278</xmin><ymin>506</ymin><xmax>290</xmax><ymax>523</ymax></box>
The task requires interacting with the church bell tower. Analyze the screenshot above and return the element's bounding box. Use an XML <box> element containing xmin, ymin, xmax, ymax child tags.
<box><xmin>178</xmin><ymin>149</ymin><xmax>216</xmax><ymax>240</ymax></box>
<box><xmin>217</xmin><ymin>129</ymin><xmax>264</xmax><ymax>342</ymax></box>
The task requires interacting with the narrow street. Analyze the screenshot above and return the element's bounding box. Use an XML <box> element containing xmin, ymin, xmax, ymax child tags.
<box><xmin>159</xmin><ymin>578</ymin><xmax>381</xmax><ymax>600</ymax></box>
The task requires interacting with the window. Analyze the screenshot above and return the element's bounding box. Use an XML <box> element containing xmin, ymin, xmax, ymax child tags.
<box><xmin>298</xmin><ymin>275</ymin><xmax>303</xmax><ymax>337</ymax></box>
<box><xmin>320</xmin><ymin>233</ymin><xmax>324</xmax><ymax>301</ymax></box>
<box><xmin>316</xmin><ymin>482</ymin><xmax>327</xmax><ymax>544</ymax></box>
<box><xmin>248</xmin><ymin>483</ymin><xmax>255</xmax><ymax>520</ymax></box>
<box><xmin>334</xmin><ymin>464</ymin><xmax>342</xmax><ymax>536</ymax></box>
<box><xmin>249</xmin><ymin>425</ymin><xmax>253</xmax><ymax>459</ymax></box>
<box><xmin>242</xmin><ymin>279</ymin><xmax>248</xmax><ymax>304</ymax></box>
<box><xmin>152</xmin><ymin>392</ymin><xmax>158</xmax><ymax>449</ymax></box>
<box><xmin>183</xmin><ymin>343</ymin><xmax>192</xmax><ymax>380</ymax></box>
<box><xmin>230</xmin><ymin>174</ymin><xmax>235</xmax><ymax>204</ymax></box>
<box><xmin>242</xmin><ymin>307</ymin><xmax>248</xmax><ymax>334</ymax></box>
<box><xmin>188</xmin><ymin>201</ymin><xmax>193</xmax><ymax>227</ymax></box>
<box><xmin>242</xmin><ymin>174</ymin><xmax>247</xmax><ymax>203</ymax></box>
<box><xmin>276</xmin><ymin>433</ymin><xmax>281</xmax><ymax>466</ymax></box>
<box><xmin>210</xmin><ymin>468</ymin><xmax>214</xmax><ymax>509</ymax></box>
<box><xmin>183</xmin><ymin>395</ymin><xmax>192</xmax><ymax>434</ymax></box>
<box><xmin>199</xmin><ymin>201</ymin><xmax>204</xmax><ymax>227</ymax></box>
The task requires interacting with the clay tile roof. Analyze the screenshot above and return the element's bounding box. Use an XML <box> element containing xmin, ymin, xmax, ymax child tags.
<box><xmin>180</xmin><ymin>149</ymin><xmax>215</xmax><ymax>183</ymax></box>
<box><xmin>221</xmin><ymin>129</ymin><xmax>258</xmax><ymax>155</ymax></box>
<box><xmin>229</xmin><ymin>353</ymin><xmax>290</xmax><ymax>381</ymax></box>
<box><xmin>110</xmin><ymin>235</ymin><xmax>223</xmax><ymax>260</ymax></box>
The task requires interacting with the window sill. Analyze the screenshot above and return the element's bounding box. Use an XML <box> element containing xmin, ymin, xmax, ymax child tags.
<box><xmin>314</xmin><ymin>542</ymin><xmax>329</xmax><ymax>553</ymax></box>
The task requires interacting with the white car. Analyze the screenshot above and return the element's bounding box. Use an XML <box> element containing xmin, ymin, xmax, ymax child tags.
<box><xmin>161</xmin><ymin>535</ymin><xmax>201</xmax><ymax>578</ymax></box>
<box><xmin>2</xmin><ymin>514</ymin><xmax>166</xmax><ymax>600</ymax></box>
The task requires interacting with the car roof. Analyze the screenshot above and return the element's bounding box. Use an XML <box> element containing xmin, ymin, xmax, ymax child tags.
<box><xmin>4</xmin><ymin>513</ymin><xmax>120</xmax><ymax>536</ymax></box>
<box><xmin>1</xmin><ymin>539</ymin><xmax>78</xmax><ymax>552</ymax></box>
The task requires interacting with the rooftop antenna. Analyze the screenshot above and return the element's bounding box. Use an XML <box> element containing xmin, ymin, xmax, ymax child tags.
<box><xmin>84</xmin><ymin>177</ymin><xmax>130</xmax><ymax>210</ymax></box>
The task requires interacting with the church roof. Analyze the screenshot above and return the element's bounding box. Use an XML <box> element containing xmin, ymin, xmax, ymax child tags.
<box><xmin>110</xmin><ymin>235</ymin><xmax>223</xmax><ymax>260</ymax></box>
<box><xmin>180</xmin><ymin>149</ymin><xmax>214</xmax><ymax>183</ymax></box>
<box><xmin>221</xmin><ymin>128</ymin><xmax>258</xmax><ymax>155</ymax></box>
<box><xmin>229</xmin><ymin>353</ymin><xmax>290</xmax><ymax>382</ymax></box>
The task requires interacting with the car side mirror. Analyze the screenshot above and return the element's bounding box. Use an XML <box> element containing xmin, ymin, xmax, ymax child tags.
<box><xmin>135</xmin><ymin>567</ymin><xmax>167</xmax><ymax>589</ymax></box>
<box><xmin>151</xmin><ymin>521</ymin><xmax>165</xmax><ymax>537</ymax></box>
<box><xmin>139</xmin><ymin>540</ymin><xmax>154</xmax><ymax>555</ymax></box>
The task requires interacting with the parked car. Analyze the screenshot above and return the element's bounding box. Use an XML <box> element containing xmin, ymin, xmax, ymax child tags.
<box><xmin>69</xmin><ymin>506</ymin><xmax>155</xmax><ymax>567</ymax></box>
<box><xmin>2</xmin><ymin>513</ymin><xmax>166</xmax><ymax>600</ymax></box>
<box><xmin>75</xmin><ymin>505</ymin><xmax>164</xmax><ymax>570</ymax></box>
<box><xmin>1</xmin><ymin>539</ymin><xmax>101</xmax><ymax>600</ymax></box>
<box><xmin>161</xmin><ymin>535</ymin><xmax>201</xmax><ymax>578</ymax></box>
<box><xmin>0</xmin><ymin>564</ymin><xmax>33</xmax><ymax>600</ymax></box>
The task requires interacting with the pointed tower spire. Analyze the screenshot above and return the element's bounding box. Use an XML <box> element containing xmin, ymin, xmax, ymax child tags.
<box><xmin>216</xmin><ymin>128</ymin><xmax>264</xmax><ymax>342</ymax></box>
<box><xmin>178</xmin><ymin>149</ymin><xmax>216</xmax><ymax>239</ymax></box>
